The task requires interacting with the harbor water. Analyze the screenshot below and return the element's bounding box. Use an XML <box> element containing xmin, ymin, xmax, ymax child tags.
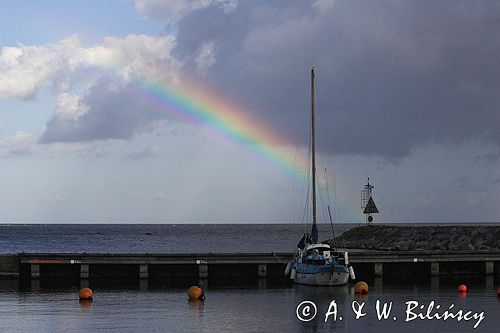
<box><xmin>0</xmin><ymin>283</ymin><xmax>497</xmax><ymax>332</ymax></box>
<box><xmin>0</xmin><ymin>224</ymin><xmax>498</xmax><ymax>332</ymax></box>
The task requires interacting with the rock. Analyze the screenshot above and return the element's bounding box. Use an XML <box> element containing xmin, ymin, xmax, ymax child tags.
<box><xmin>415</xmin><ymin>240</ymin><xmax>430</xmax><ymax>250</ymax></box>
<box><xmin>439</xmin><ymin>240</ymin><xmax>449</xmax><ymax>248</ymax></box>
<box><xmin>394</xmin><ymin>240</ymin><xmax>411</xmax><ymax>251</ymax></box>
<box><xmin>325</xmin><ymin>225</ymin><xmax>500</xmax><ymax>251</ymax></box>
<box><xmin>431</xmin><ymin>242</ymin><xmax>441</xmax><ymax>250</ymax></box>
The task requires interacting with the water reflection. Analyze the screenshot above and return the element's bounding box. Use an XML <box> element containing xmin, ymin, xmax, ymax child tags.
<box><xmin>79</xmin><ymin>299</ymin><xmax>93</xmax><ymax>308</ymax></box>
<box><xmin>353</xmin><ymin>293</ymin><xmax>369</xmax><ymax>303</ymax></box>
<box><xmin>188</xmin><ymin>299</ymin><xmax>204</xmax><ymax>316</ymax></box>
<box><xmin>0</xmin><ymin>280</ymin><xmax>497</xmax><ymax>332</ymax></box>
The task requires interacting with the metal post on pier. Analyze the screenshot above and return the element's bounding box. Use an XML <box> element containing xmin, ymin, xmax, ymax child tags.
<box><xmin>198</xmin><ymin>262</ymin><xmax>208</xmax><ymax>279</ymax></box>
<box><xmin>80</xmin><ymin>264</ymin><xmax>89</xmax><ymax>279</ymax></box>
<box><xmin>80</xmin><ymin>264</ymin><xmax>90</xmax><ymax>288</ymax></box>
<box><xmin>31</xmin><ymin>264</ymin><xmax>40</xmax><ymax>280</ymax></box>
<box><xmin>198</xmin><ymin>260</ymin><xmax>208</xmax><ymax>289</ymax></box>
<box><xmin>30</xmin><ymin>264</ymin><xmax>40</xmax><ymax>291</ymax></box>
<box><xmin>258</xmin><ymin>264</ymin><xmax>267</xmax><ymax>289</ymax></box>
<box><xmin>139</xmin><ymin>264</ymin><xmax>148</xmax><ymax>279</ymax></box>
<box><xmin>430</xmin><ymin>262</ymin><xmax>440</xmax><ymax>276</ymax></box>
<box><xmin>139</xmin><ymin>264</ymin><xmax>148</xmax><ymax>290</ymax></box>
<box><xmin>258</xmin><ymin>264</ymin><xmax>267</xmax><ymax>278</ymax></box>
<box><xmin>485</xmin><ymin>262</ymin><xmax>494</xmax><ymax>275</ymax></box>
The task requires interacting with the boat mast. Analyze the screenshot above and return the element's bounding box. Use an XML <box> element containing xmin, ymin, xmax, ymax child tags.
<box><xmin>311</xmin><ymin>67</ymin><xmax>317</xmax><ymax>227</ymax></box>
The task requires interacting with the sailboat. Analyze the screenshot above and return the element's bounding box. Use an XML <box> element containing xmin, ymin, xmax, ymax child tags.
<box><xmin>286</xmin><ymin>68</ymin><xmax>355</xmax><ymax>286</ymax></box>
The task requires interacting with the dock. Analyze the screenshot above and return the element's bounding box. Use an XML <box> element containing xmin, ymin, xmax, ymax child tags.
<box><xmin>0</xmin><ymin>251</ymin><xmax>498</xmax><ymax>289</ymax></box>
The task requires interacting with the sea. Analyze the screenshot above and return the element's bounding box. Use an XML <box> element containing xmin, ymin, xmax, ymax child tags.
<box><xmin>0</xmin><ymin>223</ymin><xmax>498</xmax><ymax>333</ymax></box>
<box><xmin>0</xmin><ymin>223</ymin><xmax>353</xmax><ymax>254</ymax></box>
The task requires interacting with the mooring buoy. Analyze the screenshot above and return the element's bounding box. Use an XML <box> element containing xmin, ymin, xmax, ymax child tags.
<box><xmin>188</xmin><ymin>286</ymin><xmax>205</xmax><ymax>300</ymax></box>
<box><xmin>354</xmin><ymin>281</ymin><xmax>369</xmax><ymax>294</ymax></box>
<box><xmin>79</xmin><ymin>287</ymin><xmax>93</xmax><ymax>300</ymax></box>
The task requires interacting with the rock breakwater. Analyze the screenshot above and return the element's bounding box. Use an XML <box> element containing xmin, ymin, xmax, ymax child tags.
<box><xmin>324</xmin><ymin>225</ymin><xmax>500</xmax><ymax>251</ymax></box>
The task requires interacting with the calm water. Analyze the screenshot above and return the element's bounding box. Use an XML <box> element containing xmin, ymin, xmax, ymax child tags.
<box><xmin>0</xmin><ymin>284</ymin><xmax>497</xmax><ymax>332</ymax></box>
<box><xmin>0</xmin><ymin>224</ymin><xmax>498</xmax><ymax>332</ymax></box>
<box><xmin>0</xmin><ymin>224</ymin><xmax>354</xmax><ymax>253</ymax></box>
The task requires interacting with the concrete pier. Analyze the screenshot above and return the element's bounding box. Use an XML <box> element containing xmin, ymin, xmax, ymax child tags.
<box><xmin>0</xmin><ymin>255</ymin><xmax>19</xmax><ymax>279</ymax></box>
<box><xmin>0</xmin><ymin>250</ymin><xmax>493</xmax><ymax>287</ymax></box>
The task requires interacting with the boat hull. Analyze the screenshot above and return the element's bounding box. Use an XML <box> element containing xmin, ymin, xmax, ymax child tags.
<box><xmin>294</xmin><ymin>271</ymin><xmax>349</xmax><ymax>286</ymax></box>
<box><xmin>290</xmin><ymin>246</ymin><xmax>352</xmax><ymax>286</ymax></box>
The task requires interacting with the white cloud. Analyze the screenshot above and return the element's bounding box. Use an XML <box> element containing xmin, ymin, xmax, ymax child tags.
<box><xmin>0</xmin><ymin>33</ymin><xmax>184</xmax><ymax>146</ymax></box>
<box><xmin>0</xmin><ymin>42</ymin><xmax>63</xmax><ymax>99</ymax></box>
<box><xmin>0</xmin><ymin>34</ymin><xmax>180</xmax><ymax>100</ymax></box>
<box><xmin>55</xmin><ymin>92</ymin><xmax>89</xmax><ymax>121</ymax></box>
<box><xmin>195</xmin><ymin>41</ymin><xmax>216</xmax><ymax>75</ymax></box>
<box><xmin>77</xmin><ymin>34</ymin><xmax>180</xmax><ymax>80</ymax></box>
<box><xmin>0</xmin><ymin>131</ymin><xmax>36</xmax><ymax>157</ymax></box>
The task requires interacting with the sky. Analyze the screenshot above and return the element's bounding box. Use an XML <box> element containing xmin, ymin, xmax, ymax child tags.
<box><xmin>0</xmin><ymin>0</ymin><xmax>498</xmax><ymax>223</ymax></box>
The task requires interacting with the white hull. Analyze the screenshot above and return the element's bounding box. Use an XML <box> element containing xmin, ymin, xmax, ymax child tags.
<box><xmin>294</xmin><ymin>271</ymin><xmax>349</xmax><ymax>286</ymax></box>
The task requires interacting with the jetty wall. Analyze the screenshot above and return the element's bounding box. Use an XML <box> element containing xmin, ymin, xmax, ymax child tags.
<box><xmin>0</xmin><ymin>225</ymin><xmax>498</xmax><ymax>288</ymax></box>
<box><xmin>0</xmin><ymin>251</ymin><xmax>495</xmax><ymax>290</ymax></box>
<box><xmin>0</xmin><ymin>255</ymin><xmax>19</xmax><ymax>278</ymax></box>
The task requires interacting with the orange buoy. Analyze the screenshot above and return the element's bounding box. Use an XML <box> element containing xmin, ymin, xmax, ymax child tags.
<box><xmin>79</xmin><ymin>287</ymin><xmax>93</xmax><ymax>300</ymax></box>
<box><xmin>496</xmin><ymin>288</ymin><xmax>500</xmax><ymax>297</ymax></box>
<box><xmin>458</xmin><ymin>284</ymin><xmax>467</xmax><ymax>293</ymax></box>
<box><xmin>188</xmin><ymin>286</ymin><xmax>205</xmax><ymax>300</ymax></box>
<box><xmin>354</xmin><ymin>281</ymin><xmax>369</xmax><ymax>294</ymax></box>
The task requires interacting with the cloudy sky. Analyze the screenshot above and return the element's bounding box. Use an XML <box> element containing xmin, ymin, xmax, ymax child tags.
<box><xmin>0</xmin><ymin>0</ymin><xmax>498</xmax><ymax>223</ymax></box>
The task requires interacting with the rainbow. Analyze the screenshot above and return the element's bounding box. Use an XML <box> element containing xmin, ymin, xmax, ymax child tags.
<box><xmin>80</xmin><ymin>69</ymin><xmax>361</xmax><ymax>221</ymax></box>
<box><xmin>125</xmin><ymin>74</ymin><xmax>308</xmax><ymax>180</ymax></box>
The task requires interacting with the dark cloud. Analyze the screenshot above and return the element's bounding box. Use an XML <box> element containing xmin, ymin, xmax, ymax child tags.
<box><xmin>476</xmin><ymin>152</ymin><xmax>500</xmax><ymax>165</ymax></box>
<box><xmin>39</xmin><ymin>1</ymin><xmax>500</xmax><ymax>159</ymax></box>
<box><xmin>39</xmin><ymin>81</ymin><xmax>166</xmax><ymax>143</ymax></box>
<box><xmin>174</xmin><ymin>0</ymin><xmax>500</xmax><ymax>157</ymax></box>
<box><xmin>451</xmin><ymin>175</ymin><xmax>471</xmax><ymax>189</ymax></box>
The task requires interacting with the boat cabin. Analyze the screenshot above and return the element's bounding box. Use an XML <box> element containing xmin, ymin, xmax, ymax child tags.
<box><xmin>302</xmin><ymin>244</ymin><xmax>348</xmax><ymax>266</ymax></box>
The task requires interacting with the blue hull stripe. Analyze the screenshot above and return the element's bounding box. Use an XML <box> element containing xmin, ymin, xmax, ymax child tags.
<box><xmin>294</xmin><ymin>263</ymin><xmax>349</xmax><ymax>274</ymax></box>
